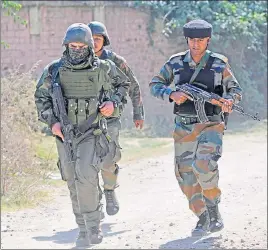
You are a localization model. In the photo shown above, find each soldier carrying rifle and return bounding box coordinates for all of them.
[34,23,129,247]
[149,19,244,236]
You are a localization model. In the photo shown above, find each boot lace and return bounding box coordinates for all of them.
[105,190,115,205]
[196,211,208,227]
[208,206,218,222]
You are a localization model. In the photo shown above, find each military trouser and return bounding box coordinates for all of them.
[100,118,122,190]
[173,117,225,217]
[56,128,109,233]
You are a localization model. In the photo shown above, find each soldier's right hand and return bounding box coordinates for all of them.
[170,91,192,105]
[51,122,64,141]
[99,101,115,117]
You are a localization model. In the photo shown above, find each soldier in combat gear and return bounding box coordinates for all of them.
[35,23,129,247]
[88,21,145,216]
[149,19,242,236]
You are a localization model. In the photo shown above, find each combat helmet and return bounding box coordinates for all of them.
[88,21,111,46]
[183,19,212,38]
[62,23,94,48]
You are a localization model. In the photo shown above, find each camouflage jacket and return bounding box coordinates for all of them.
[35,57,130,128]
[150,49,242,104]
[100,49,144,121]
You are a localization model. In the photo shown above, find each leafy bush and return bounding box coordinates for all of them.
[1,63,57,209]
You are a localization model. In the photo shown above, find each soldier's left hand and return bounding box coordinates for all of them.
[134,120,144,129]
[221,99,233,113]
[99,101,114,117]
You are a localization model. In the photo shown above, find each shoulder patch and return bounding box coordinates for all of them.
[210,52,228,63]
[169,50,188,60]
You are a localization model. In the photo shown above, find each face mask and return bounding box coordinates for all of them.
[68,47,90,64]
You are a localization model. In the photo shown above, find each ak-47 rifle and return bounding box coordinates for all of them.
[176,83,260,123]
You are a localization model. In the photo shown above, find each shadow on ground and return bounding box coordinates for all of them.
[159,234,223,249]
[32,223,130,246]
[32,228,78,245]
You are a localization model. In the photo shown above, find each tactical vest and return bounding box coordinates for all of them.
[58,65,112,126]
[173,56,223,116]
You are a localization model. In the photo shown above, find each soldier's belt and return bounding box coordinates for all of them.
[176,115,222,125]
[175,116,199,125]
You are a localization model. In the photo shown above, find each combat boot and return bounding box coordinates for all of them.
[88,226,103,244]
[104,190,119,215]
[207,205,224,233]
[191,210,209,236]
[75,231,89,248]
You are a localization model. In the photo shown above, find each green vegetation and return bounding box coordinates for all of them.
[133,1,267,120]
[1,0,27,48]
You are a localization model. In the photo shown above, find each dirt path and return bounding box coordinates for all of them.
[1,132,267,249]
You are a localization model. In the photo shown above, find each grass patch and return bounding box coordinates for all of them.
[43,178,65,187]
[120,137,173,163]
[1,189,50,212]
[33,135,58,161]
[1,177,64,212]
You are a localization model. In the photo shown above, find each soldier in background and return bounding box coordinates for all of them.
[88,21,145,216]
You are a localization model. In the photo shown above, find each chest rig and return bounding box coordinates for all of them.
[173,55,223,116]
[58,65,111,126]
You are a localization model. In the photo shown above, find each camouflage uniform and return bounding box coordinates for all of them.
[88,21,144,215]
[34,23,129,246]
[149,20,242,235]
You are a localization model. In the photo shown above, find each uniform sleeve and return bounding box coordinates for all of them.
[222,62,243,104]
[107,61,130,104]
[34,65,59,128]
[149,60,174,101]
[114,55,144,120]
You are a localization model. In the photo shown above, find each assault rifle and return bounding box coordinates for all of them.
[52,82,76,163]
[176,83,260,123]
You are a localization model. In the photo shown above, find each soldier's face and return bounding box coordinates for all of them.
[93,35,104,53]
[68,42,88,50]
[188,37,210,56]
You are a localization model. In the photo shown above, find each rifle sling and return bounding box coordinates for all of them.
[77,111,99,134]
[51,60,63,85]
[189,51,211,84]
